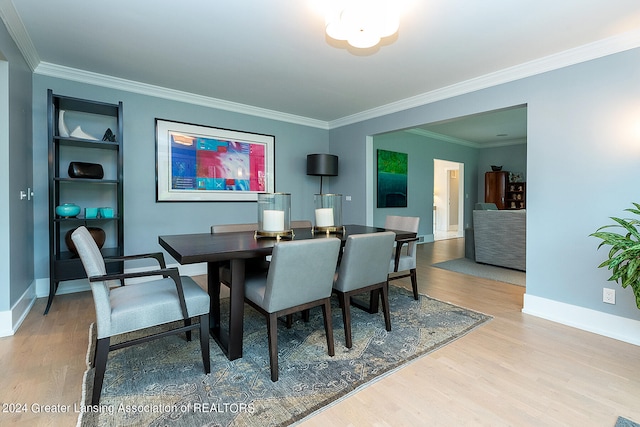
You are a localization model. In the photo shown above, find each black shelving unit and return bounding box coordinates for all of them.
[45,90,124,314]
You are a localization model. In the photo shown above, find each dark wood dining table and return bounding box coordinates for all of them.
[159,224,416,361]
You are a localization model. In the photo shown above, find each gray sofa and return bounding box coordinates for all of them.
[472,209,526,271]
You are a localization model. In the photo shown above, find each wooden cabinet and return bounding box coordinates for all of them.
[484,171,508,209]
[484,171,526,210]
[46,90,124,314]
[506,182,526,210]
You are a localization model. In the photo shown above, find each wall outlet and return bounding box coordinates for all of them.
[603,288,616,304]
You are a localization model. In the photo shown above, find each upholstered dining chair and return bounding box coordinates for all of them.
[333,231,396,348]
[71,226,211,405]
[243,237,341,381]
[290,220,312,228]
[210,223,269,285]
[385,215,420,300]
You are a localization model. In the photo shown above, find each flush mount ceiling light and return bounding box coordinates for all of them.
[324,0,401,49]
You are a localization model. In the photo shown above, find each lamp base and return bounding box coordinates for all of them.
[254,230,294,240]
[312,226,345,235]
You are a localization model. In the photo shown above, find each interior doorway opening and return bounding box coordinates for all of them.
[433,159,464,241]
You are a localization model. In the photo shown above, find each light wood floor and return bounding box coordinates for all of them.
[1,239,639,426]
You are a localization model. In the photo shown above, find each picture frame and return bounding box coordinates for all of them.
[156,119,275,202]
[377,149,408,208]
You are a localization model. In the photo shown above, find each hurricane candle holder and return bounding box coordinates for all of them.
[313,193,344,234]
[256,193,293,239]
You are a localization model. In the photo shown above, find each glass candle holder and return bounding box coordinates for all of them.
[257,193,292,238]
[313,193,343,234]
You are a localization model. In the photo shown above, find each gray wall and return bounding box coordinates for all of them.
[6,27,638,336]
[477,143,527,199]
[32,76,330,279]
[372,131,483,237]
[329,48,640,321]
[0,21,33,311]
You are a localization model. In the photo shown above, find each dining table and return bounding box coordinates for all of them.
[158,224,417,361]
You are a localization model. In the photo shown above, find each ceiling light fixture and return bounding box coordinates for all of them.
[324,0,400,49]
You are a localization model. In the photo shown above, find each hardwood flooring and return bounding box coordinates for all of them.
[1,238,638,426]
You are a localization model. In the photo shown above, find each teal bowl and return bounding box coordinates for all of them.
[56,203,80,218]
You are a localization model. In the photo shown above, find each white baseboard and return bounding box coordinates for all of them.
[420,234,434,243]
[523,293,640,346]
[0,282,37,337]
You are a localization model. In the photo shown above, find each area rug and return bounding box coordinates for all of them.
[432,257,526,286]
[78,285,491,427]
[616,416,640,427]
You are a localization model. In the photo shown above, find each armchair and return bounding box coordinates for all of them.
[385,215,420,299]
[71,226,210,405]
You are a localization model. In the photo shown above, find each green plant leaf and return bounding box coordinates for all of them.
[591,202,640,310]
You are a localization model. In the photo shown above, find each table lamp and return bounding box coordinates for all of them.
[307,154,338,194]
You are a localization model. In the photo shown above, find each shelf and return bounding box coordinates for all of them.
[55,247,122,262]
[53,216,120,223]
[54,177,119,184]
[54,137,119,150]
[47,89,124,315]
[54,95,119,117]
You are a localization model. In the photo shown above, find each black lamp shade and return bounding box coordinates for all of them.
[307,154,338,176]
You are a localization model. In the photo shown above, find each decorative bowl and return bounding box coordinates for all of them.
[491,165,503,171]
[65,227,106,254]
[55,203,80,218]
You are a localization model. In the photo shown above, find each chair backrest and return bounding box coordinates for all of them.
[290,220,312,228]
[475,203,498,210]
[334,232,396,292]
[385,215,420,257]
[71,226,117,337]
[211,223,257,233]
[385,215,419,234]
[262,237,341,312]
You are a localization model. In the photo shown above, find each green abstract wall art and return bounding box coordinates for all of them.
[377,149,408,208]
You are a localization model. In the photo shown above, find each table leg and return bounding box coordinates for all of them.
[350,289,380,314]
[207,259,245,361]
[228,259,245,360]
[208,261,221,334]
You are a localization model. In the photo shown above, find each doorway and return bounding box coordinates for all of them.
[434,159,464,241]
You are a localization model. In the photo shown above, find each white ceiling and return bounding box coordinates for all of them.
[2,0,640,140]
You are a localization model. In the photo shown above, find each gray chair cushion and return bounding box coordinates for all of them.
[109,276,209,336]
[385,215,420,273]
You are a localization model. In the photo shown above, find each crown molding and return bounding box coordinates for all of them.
[4,0,640,133]
[407,128,526,149]
[328,28,640,129]
[34,62,329,130]
[0,0,39,70]
[406,129,479,148]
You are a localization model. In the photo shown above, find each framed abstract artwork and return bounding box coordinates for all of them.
[377,149,408,208]
[156,119,275,202]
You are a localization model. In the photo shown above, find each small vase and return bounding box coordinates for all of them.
[58,110,70,137]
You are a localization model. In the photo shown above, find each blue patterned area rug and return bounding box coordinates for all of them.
[78,285,491,427]
[617,416,640,427]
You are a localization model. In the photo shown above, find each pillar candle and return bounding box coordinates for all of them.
[263,210,284,232]
[315,208,334,227]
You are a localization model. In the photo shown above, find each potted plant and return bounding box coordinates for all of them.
[590,202,640,309]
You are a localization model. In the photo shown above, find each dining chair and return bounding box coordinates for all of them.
[71,226,211,405]
[385,215,420,300]
[243,237,341,381]
[290,220,312,228]
[210,223,269,285]
[333,231,396,349]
